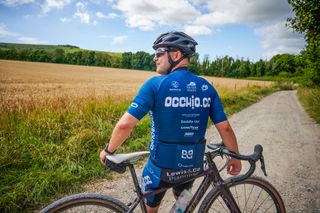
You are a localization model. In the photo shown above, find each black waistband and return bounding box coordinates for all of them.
[158,138,206,145]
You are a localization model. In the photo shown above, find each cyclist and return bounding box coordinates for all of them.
[100,31,241,213]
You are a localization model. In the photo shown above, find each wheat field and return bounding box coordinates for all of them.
[0,60,272,108]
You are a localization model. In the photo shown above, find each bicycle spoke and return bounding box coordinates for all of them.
[200,177,285,213]
[254,193,274,212]
[234,185,240,208]
[217,196,228,212]
[242,183,254,213]
[249,187,263,213]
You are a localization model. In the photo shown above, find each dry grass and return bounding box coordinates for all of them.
[0,60,277,212]
[0,60,273,110]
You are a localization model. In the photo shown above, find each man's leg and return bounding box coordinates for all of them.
[146,205,160,213]
[141,159,166,213]
[145,190,166,213]
[172,180,194,199]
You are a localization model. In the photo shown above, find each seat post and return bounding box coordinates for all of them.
[128,164,147,213]
[128,164,141,194]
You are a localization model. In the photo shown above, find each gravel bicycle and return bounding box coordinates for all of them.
[40,143,286,213]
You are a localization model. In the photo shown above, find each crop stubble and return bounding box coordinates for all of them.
[0,60,272,109]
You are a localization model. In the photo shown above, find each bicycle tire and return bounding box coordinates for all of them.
[199,176,286,213]
[40,193,129,213]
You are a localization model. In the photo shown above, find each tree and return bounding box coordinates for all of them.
[287,0,320,85]
[255,59,266,77]
[53,48,65,63]
[188,53,201,74]
[121,52,133,69]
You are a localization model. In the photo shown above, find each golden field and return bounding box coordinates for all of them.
[0,60,272,108]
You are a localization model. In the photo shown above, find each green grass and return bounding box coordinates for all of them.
[0,85,278,212]
[0,42,122,56]
[297,87,320,123]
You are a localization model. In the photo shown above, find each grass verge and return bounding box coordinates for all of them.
[0,85,278,212]
[297,87,320,123]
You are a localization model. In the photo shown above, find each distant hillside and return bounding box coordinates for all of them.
[0,42,121,57]
[0,42,155,71]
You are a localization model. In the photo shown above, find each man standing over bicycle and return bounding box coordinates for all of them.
[100,31,241,213]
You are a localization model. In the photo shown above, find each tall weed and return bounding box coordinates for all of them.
[0,86,277,212]
[297,87,320,123]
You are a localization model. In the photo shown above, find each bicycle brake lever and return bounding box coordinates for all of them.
[259,155,267,176]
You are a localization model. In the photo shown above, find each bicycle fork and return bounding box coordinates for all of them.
[215,181,241,213]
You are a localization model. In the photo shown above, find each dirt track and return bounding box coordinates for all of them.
[85,90,320,212]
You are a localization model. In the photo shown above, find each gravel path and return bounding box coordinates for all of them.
[84,90,320,212]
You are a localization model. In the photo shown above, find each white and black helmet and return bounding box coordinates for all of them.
[152,31,198,57]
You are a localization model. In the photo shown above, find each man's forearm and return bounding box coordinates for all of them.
[215,120,239,153]
[107,112,139,153]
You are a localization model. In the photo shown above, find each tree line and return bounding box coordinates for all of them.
[0,0,318,86]
[0,47,311,83]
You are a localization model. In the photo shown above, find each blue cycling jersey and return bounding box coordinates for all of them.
[128,68,227,175]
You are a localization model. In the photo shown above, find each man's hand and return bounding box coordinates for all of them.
[227,158,241,175]
[99,150,108,165]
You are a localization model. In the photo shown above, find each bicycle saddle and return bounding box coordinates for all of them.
[107,151,150,164]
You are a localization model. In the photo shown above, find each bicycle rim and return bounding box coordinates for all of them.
[40,193,128,213]
[199,176,286,213]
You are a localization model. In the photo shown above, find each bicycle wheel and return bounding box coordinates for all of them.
[199,176,285,213]
[40,193,129,213]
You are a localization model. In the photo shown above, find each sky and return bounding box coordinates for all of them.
[0,0,306,61]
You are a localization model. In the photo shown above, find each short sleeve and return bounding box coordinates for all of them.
[127,78,156,120]
[209,87,227,124]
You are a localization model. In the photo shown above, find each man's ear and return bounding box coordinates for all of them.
[171,50,183,61]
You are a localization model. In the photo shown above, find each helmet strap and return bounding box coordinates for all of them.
[167,53,186,74]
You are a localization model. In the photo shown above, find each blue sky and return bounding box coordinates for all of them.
[0,0,306,61]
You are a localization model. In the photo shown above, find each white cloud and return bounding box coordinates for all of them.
[254,21,306,58]
[41,0,71,14]
[60,17,72,22]
[74,11,90,24]
[195,0,291,26]
[112,0,200,31]
[0,23,18,37]
[98,34,127,45]
[96,11,118,19]
[111,35,127,45]
[74,1,91,24]
[0,0,34,7]
[184,25,212,36]
[0,23,46,44]
[17,36,47,44]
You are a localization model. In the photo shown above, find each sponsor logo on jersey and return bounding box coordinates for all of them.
[142,175,152,186]
[181,149,193,159]
[165,167,201,181]
[170,81,181,91]
[130,102,138,108]
[164,96,211,109]
[201,84,208,91]
[186,81,197,92]
[150,112,155,150]
[184,132,194,137]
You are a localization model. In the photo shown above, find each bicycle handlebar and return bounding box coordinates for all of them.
[207,143,267,184]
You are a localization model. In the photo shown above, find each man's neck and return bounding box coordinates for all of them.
[171,60,189,72]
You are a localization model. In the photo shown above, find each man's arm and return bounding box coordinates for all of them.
[99,112,139,164]
[215,120,241,175]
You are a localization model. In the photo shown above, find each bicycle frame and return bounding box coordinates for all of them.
[125,151,242,213]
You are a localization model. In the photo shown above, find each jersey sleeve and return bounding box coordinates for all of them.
[127,78,156,120]
[209,87,227,124]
